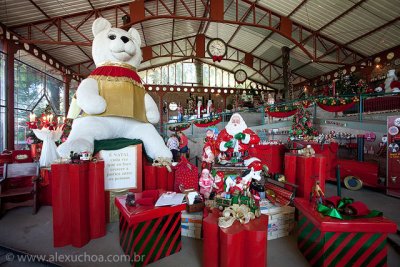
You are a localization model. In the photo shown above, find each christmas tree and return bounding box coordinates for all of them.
[335,72,367,95]
[289,107,318,140]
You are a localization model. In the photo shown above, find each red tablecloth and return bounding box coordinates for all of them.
[51,161,106,248]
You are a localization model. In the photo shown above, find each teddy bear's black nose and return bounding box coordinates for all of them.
[120,36,129,43]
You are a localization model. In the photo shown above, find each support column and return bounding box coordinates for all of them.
[5,41,17,150]
[282,46,293,100]
[64,74,71,116]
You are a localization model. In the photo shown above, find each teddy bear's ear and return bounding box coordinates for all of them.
[92,17,112,37]
[128,27,141,47]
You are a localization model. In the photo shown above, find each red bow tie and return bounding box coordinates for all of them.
[212,55,223,62]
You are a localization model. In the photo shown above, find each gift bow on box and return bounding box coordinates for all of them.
[317,196,382,220]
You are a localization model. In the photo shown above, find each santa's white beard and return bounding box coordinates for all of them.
[226,122,247,136]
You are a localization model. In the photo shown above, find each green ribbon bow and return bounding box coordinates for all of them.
[317,197,382,220]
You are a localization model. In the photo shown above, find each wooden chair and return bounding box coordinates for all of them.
[0,162,40,217]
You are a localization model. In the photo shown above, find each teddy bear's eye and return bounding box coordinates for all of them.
[108,34,116,40]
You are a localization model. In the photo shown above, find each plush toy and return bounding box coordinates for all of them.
[385,69,400,93]
[58,18,172,160]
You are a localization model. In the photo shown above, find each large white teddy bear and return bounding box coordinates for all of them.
[57,17,172,160]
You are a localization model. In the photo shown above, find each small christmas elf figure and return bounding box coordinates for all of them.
[311,180,324,206]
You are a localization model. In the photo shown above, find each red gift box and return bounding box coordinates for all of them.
[115,195,185,266]
[295,198,396,267]
[203,210,268,267]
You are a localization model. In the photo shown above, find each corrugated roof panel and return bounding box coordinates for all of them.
[206,23,239,43]
[268,32,296,47]
[173,20,200,40]
[90,0,132,9]
[173,38,194,56]
[142,19,173,46]
[46,46,89,66]
[258,0,303,17]
[0,1,46,26]
[224,1,250,22]
[321,5,387,44]
[349,22,400,55]
[295,64,327,78]
[230,28,265,52]
[34,0,92,18]
[291,0,355,31]
[258,43,282,62]
[175,0,206,17]
[253,41,274,57]
[360,0,400,21]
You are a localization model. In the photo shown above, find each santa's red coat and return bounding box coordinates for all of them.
[216,128,260,154]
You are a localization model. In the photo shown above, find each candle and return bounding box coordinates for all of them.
[57,117,61,125]
[49,114,54,122]
[29,113,35,122]
[62,117,65,123]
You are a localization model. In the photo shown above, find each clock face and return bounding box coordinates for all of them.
[234,69,247,83]
[207,38,227,57]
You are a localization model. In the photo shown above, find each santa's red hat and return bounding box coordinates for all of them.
[244,157,262,171]
[216,171,224,177]
[248,161,263,172]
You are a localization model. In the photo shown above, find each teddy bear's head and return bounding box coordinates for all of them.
[91,17,142,68]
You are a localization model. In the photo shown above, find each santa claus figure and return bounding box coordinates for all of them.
[213,171,225,195]
[197,100,203,119]
[199,169,214,199]
[202,142,215,169]
[216,113,260,163]
[385,69,400,93]
[206,99,214,117]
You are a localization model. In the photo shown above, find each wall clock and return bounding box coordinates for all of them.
[207,38,227,62]
[234,69,247,84]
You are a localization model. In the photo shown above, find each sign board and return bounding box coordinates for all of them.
[99,144,142,191]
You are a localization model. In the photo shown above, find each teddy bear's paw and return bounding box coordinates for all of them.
[57,139,94,158]
[81,96,107,115]
[152,147,173,160]
[146,110,160,124]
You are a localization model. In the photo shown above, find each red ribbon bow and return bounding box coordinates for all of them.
[212,55,223,62]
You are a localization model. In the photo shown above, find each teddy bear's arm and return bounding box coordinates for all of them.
[76,78,107,115]
[144,93,160,124]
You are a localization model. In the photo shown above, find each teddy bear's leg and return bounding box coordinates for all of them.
[57,117,112,157]
[123,122,172,160]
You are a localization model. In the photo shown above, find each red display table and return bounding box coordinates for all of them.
[203,210,268,267]
[51,161,106,247]
[115,196,185,266]
[248,144,286,174]
[39,168,52,206]
[284,154,327,199]
[337,159,379,188]
[294,198,397,267]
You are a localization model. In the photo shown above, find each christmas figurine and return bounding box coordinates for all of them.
[199,169,214,199]
[197,100,203,119]
[213,171,225,195]
[311,180,324,205]
[216,113,260,163]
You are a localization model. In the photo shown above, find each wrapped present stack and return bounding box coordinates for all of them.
[262,202,295,240]
[181,211,203,239]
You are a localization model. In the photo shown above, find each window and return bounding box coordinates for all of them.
[183,62,196,84]
[169,64,175,85]
[203,64,209,87]
[210,66,215,87]
[176,62,182,85]
[216,69,222,87]
[13,59,66,149]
